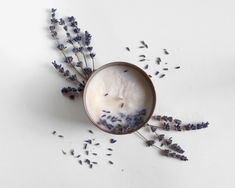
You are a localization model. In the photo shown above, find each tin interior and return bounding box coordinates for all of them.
[83,62,156,135]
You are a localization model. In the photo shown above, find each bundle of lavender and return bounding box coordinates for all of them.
[49,8,95,99]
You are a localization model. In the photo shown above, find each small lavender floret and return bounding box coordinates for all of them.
[90,53,96,58]
[57,44,66,50]
[64,56,73,63]
[146,140,155,146]
[158,134,165,142]
[73,28,80,33]
[76,61,83,67]
[83,67,92,74]
[73,35,82,42]
[150,126,157,132]
[162,122,170,131]
[110,139,117,144]
[87,46,93,51]
[165,138,172,145]
[59,18,65,25]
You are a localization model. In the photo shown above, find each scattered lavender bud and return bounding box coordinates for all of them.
[144,65,149,69]
[88,130,93,134]
[84,159,90,164]
[106,154,112,156]
[84,143,87,149]
[156,57,161,64]
[92,162,98,164]
[70,149,74,155]
[108,161,114,165]
[163,49,169,55]
[159,74,165,78]
[52,131,56,135]
[94,143,100,146]
[58,135,64,138]
[107,148,113,151]
[89,164,93,168]
[85,150,89,155]
[163,68,168,71]
[110,139,117,144]
[126,47,130,51]
[155,71,159,75]
[175,66,180,69]
[139,55,146,58]
[62,150,66,155]
[85,139,92,144]
[92,153,98,156]
[75,154,81,158]
[78,160,82,165]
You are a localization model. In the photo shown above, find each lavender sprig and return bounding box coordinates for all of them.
[135,131,188,161]
[150,115,209,131]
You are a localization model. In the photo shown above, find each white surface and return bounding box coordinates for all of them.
[0,0,234,188]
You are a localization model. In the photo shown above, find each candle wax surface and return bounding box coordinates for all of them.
[85,64,155,134]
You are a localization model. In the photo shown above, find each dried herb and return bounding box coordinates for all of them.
[88,130,93,134]
[85,150,89,155]
[156,57,161,64]
[106,154,112,156]
[139,55,146,58]
[163,49,169,55]
[58,135,64,138]
[107,148,113,151]
[155,71,159,75]
[52,131,56,135]
[163,68,168,71]
[175,66,180,69]
[108,161,114,165]
[78,160,82,165]
[144,65,149,69]
[110,139,117,144]
[70,149,74,155]
[104,93,108,96]
[92,153,98,156]
[159,74,165,78]
[126,47,130,51]
[62,150,66,155]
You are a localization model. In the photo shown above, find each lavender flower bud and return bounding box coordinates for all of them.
[161,149,188,161]
[84,31,92,45]
[158,134,165,142]
[59,18,65,25]
[68,74,77,81]
[73,28,80,33]
[71,21,78,27]
[162,122,170,131]
[73,35,82,42]
[146,140,155,147]
[49,25,56,31]
[63,25,68,31]
[165,138,172,145]
[76,61,83,67]
[169,144,184,154]
[87,46,93,51]
[150,126,157,132]
[83,67,92,74]
[57,44,66,50]
[51,18,58,24]
[90,53,96,58]
[63,70,70,77]
[64,56,73,63]
[51,31,57,38]
[51,8,57,12]
[68,16,75,22]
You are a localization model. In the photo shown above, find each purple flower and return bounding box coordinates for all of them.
[51,18,58,24]
[170,144,184,154]
[64,56,73,63]
[161,149,188,161]
[83,67,92,74]
[68,74,77,81]
[73,28,80,33]
[76,61,83,67]
[51,8,57,12]
[57,44,66,50]
[87,46,93,51]
[49,25,56,31]
[73,35,82,42]
[51,31,57,38]
[146,140,155,147]
[59,18,65,25]
[63,25,68,31]
[63,70,70,77]
[84,31,92,45]
[70,21,78,27]
[68,16,75,22]
[150,126,157,132]
[162,122,170,131]
[158,134,165,142]
[90,53,96,58]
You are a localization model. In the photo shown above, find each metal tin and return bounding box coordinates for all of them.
[83,61,156,135]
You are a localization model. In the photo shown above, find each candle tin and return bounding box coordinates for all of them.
[83,61,156,135]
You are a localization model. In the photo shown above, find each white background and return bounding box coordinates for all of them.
[0,0,234,187]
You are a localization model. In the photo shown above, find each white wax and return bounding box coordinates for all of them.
[85,64,155,133]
